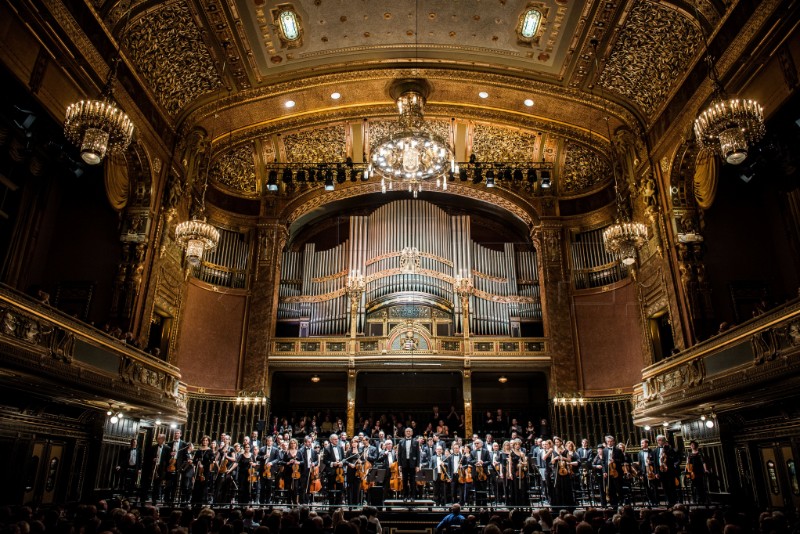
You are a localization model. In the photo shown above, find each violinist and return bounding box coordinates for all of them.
[431,444,450,505]
[550,437,573,507]
[324,433,346,505]
[213,436,231,504]
[655,434,679,506]
[617,442,634,505]
[397,427,420,501]
[539,439,554,505]
[281,438,302,505]
[447,442,467,504]
[237,442,255,504]
[165,429,187,504]
[686,440,709,504]
[603,435,625,507]
[471,439,491,505]
[192,436,213,505]
[461,444,474,504]
[509,438,528,506]
[299,435,319,504]
[180,442,195,504]
[636,438,658,506]
[346,437,364,505]
[591,444,607,507]
[258,435,279,504]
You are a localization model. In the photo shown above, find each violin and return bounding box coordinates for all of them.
[660,451,669,473]
[218,455,229,475]
[439,461,451,482]
[558,454,569,476]
[167,456,177,473]
[249,464,257,483]
[335,465,344,484]
[263,461,272,478]
[361,460,373,491]
[647,463,657,480]
[292,461,301,479]
[686,455,696,480]
[476,463,488,482]
[609,460,619,478]
[197,462,205,482]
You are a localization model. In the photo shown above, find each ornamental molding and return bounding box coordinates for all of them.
[283,124,348,163]
[210,144,257,195]
[561,142,612,194]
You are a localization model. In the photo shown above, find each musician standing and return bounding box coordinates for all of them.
[397,427,420,501]
[686,440,709,504]
[655,434,679,506]
[116,438,141,498]
[164,429,187,503]
[447,442,466,504]
[591,444,606,507]
[509,439,529,506]
[180,442,195,504]
[299,435,319,504]
[603,435,625,507]
[431,444,450,505]
[258,435,278,504]
[192,436,214,505]
[148,434,169,504]
[471,439,491,505]
[489,441,504,504]
[346,437,363,505]
[324,433,346,505]
[636,438,658,506]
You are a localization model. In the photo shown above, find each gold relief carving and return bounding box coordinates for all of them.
[367,119,451,153]
[471,124,537,162]
[283,125,347,163]
[311,270,347,284]
[472,269,507,284]
[202,0,252,89]
[366,251,454,268]
[122,1,222,115]
[598,2,701,116]
[211,145,257,194]
[561,143,611,193]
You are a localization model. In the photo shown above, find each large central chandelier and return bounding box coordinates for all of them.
[176,158,220,267]
[64,58,134,165]
[693,39,764,165]
[370,79,453,198]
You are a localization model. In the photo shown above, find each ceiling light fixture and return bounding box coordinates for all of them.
[371,79,453,198]
[693,9,764,165]
[498,376,508,383]
[524,99,534,107]
[285,100,296,108]
[63,1,135,165]
[479,91,489,99]
[311,374,321,383]
[331,92,341,100]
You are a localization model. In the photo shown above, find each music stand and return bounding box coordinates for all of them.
[371,468,387,484]
[416,468,434,482]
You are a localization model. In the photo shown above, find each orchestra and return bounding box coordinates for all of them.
[130,423,714,509]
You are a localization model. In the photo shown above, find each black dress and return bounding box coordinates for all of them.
[237,453,254,504]
[551,448,575,506]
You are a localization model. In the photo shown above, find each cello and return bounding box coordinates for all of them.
[309,450,323,494]
[389,458,403,492]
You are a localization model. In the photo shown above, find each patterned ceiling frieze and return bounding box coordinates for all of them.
[283,125,347,163]
[122,1,222,116]
[561,142,611,194]
[201,0,254,90]
[210,144,257,195]
[598,1,701,116]
[471,124,538,162]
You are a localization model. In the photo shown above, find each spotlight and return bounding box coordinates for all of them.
[503,168,512,181]
[267,169,279,191]
[663,421,669,427]
[170,422,178,429]
[325,171,335,191]
[361,166,370,181]
[700,415,706,421]
[282,167,293,184]
[459,167,468,181]
[644,425,651,431]
[337,167,347,184]
[498,376,508,383]
[284,100,296,108]
[513,168,523,181]
[107,409,113,416]
[110,415,119,424]
[12,106,36,131]
[295,169,306,182]
[524,99,535,107]
[485,169,495,188]
[527,168,537,183]
[311,374,321,383]
[331,92,341,100]
[540,170,551,189]
[155,419,162,426]
[705,419,715,428]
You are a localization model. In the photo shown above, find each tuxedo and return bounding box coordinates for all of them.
[471,447,491,504]
[149,442,170,502]
[324,443,345,504]
[577,447,593,463]
[117,445,141,496]
[656,444,679,505]
[447,452,469,504]
[638,448,658,505]
[397,437,420,499]
[603,447,626,506]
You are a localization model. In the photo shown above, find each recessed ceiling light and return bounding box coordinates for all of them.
[478,91,489,99]
[524,99,534,107]
[285,100,296,108]
[331,92,341,100]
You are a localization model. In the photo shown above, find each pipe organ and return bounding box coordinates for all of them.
[195,227,250,289]
[570,226,628,289]
[277,200,541,337]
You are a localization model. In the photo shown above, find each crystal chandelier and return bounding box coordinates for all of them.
[603,221,648,266]
[693,35,764,164]
[370,79,453,198]
[175,151,219,267]
[64,58,134,165]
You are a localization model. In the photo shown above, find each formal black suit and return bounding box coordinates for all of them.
[602,446,626,506]
[148,442,170,503]
[447,452,469,504]
[323,443,345,504]
[164,438,187,502]
[258,444,280,503]
[656,444,680,505]
[298,445,319,503]
[471,447,491,504]
[397,437,420,499]
[637,448,658,505]
[117,445,141,496]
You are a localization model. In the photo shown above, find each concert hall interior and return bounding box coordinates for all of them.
[1,0,800,513]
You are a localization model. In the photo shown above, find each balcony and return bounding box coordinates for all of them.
[0,286,186,420]
[633,295,800,425]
